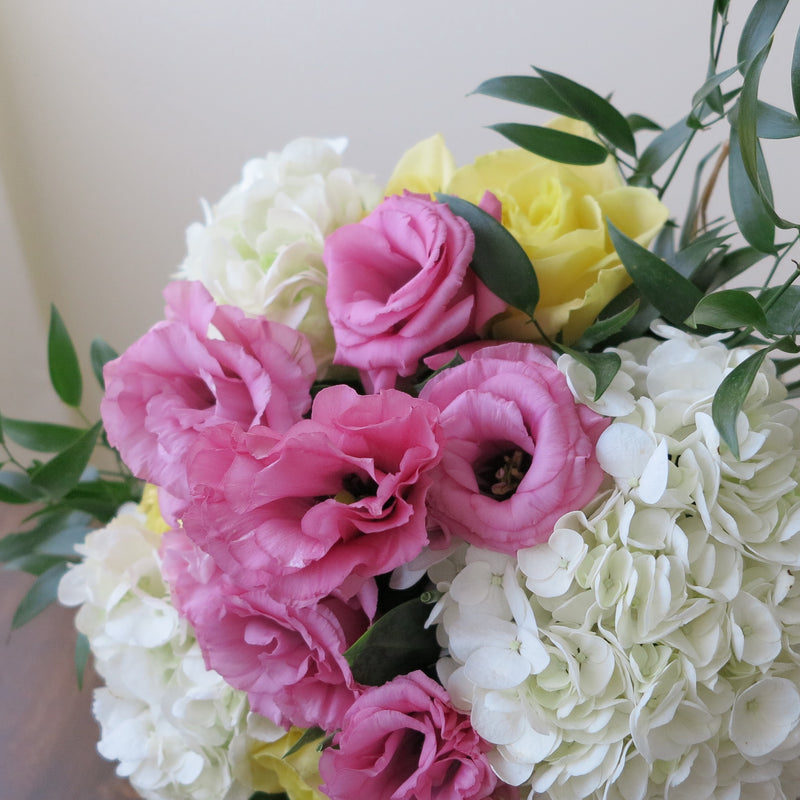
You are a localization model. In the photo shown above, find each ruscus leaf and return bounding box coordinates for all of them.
[90,338,118,390]
[11,561,70,628]
[557,347,622,400]
[345,598,440,686]
[737,0,789,68]
[29,422,102,500]
[0,417,87,453]
[533,66,636,156]
[686,289,768,331]
[435,194,539,318]
[471,75,573,116]
[575,301,640,350]
[488,123,609,166]
[607,222,703,325]
[712,348,769,459]
[47,305,83,408]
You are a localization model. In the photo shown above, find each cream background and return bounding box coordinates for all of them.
[1,0,800,422]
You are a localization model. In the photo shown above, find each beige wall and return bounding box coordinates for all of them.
[1,0,799,421]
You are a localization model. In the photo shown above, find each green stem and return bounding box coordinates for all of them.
[658,130,698,200]
[759,232,800,294]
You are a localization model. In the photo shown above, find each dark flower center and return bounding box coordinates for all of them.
[334,472,380,504]
[475,448,532,501]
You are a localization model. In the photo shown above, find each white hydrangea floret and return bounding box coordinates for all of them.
[58,505,255,800]
[176,137,381,375]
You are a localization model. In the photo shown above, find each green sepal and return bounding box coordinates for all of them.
[283,726,325,758]
[11,561,70,629]
[435,194,539,318]
[47,305,83,408]
[345,598,440,686]
[487,123,608,166]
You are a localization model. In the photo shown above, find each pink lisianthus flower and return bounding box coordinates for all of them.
[181,384,445,603]
[101,280,315,508]
[324,192,505,392]
[420,342,609,553]
[319,670,508,800]
[161,529,375,732]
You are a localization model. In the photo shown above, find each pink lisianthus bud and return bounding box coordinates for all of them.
[324,192,504,392]
[420,342,609,553]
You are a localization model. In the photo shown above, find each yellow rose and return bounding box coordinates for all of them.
[248,727,327,800]
[386,121,669,343]
[139,483,171,535]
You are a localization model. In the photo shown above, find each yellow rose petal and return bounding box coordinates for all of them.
[384,133,456,197]
[249,728,327,800]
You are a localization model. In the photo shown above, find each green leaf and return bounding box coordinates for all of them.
[47,305,82,408]
[608,222,703,325]
[671,229,731,280]
[728,129,777,253]
[283,727,325,758]
[471,75,573,116]
[435,194,539,318]
[487,123,608,166]
[737,40,798,233]
[627,113,662,133]
[90,339,118,390]
[29,422,102,500]
[61,479,140,522]
[0,510,91,561]
[533,66,636,156]
[5,552,71,576]
[760,285,800,334]
[737,0,789,68]
[0,416,86,453]
[345,598,440,686]
[557,347,622,400]
[247,793,289,800]
[414,353,465,395]
[75,633,90,690]
[792,24,800,119]
[679,145,722,249]
[11,561,70,628]
[712,348,769,459]
[775,355,800,375]
[694,246,766,292]
[575,301,640,350]
[634,116,693,178]
[686,289,768,331]
[690,65,742,112]
[757,101,800,138]
[0,470,42,504]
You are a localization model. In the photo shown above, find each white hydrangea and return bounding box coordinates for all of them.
[58,504,260,800]
[431,327,800,800]
[175,137,382,376]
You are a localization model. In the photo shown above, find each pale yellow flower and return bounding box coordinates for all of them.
[139,483,171,535]
[248,728,326,800]
[386,122,669,344]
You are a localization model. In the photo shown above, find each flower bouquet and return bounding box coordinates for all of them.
[5,1,800,798]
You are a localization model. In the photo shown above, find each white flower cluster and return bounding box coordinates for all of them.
[430,325,800,800]
[175,137,381,375]
[57,505,259,800]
